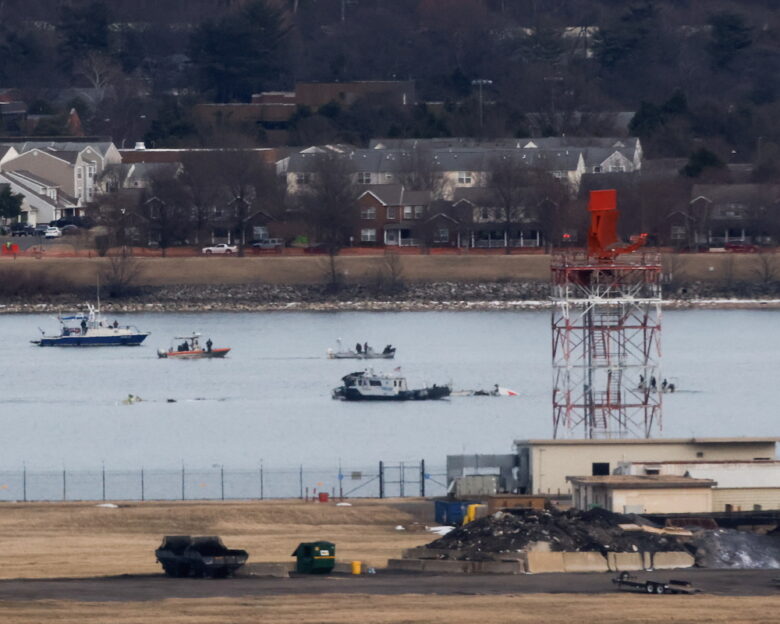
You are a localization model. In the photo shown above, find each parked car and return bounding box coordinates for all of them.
[724,242,760,253]
[303,243,330,254]
[44,226,62,239]
[60,224,80,236]
[251,238,285,249]
[202,243,238,255]
[10,224,35,237]
[35,224,49,236]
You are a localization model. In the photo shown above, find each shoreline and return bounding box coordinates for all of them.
[2,298,780,314]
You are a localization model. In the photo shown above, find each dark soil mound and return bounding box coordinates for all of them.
[427,507,685,560]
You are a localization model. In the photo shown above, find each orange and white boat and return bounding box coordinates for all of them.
[157,334,230,359]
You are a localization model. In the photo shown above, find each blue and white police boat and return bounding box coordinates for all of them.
[32,303,150,347]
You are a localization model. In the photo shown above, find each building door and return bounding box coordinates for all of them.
[385,230,399,245]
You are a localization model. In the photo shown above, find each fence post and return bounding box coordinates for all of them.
[22,463,27,503]
[420,459,425,497]
[102,463,106,501]
[260,462,264,500]
[338,460,343,500]
[299,465,303,499]
[378,461,384,499]
[220,465,225,501]
[141,468,145,502]
[400,461,405,498]
[62,469,66,501]
[181,464,185,501]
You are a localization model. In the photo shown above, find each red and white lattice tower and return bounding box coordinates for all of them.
[551,190,662,439]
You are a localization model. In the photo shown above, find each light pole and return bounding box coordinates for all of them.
[471,79,492,129]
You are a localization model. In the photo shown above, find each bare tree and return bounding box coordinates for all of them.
[143,172,193,256]
[74,52,122,106]
[213,149,278,257]
[300,153,358,290]
[101,247,142,298]
[487,157,548,254]
[179,152,223,244]
[397,145,445,199]
[753,249,780,286]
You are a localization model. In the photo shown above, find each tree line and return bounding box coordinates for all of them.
[1,1,780,175]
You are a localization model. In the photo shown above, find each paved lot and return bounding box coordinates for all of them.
[1,569,778,602]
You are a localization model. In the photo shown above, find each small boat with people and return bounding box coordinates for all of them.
[157,334,230,359]
[31,303,150,347]
[327,339,395,360]
[332,368,450,401]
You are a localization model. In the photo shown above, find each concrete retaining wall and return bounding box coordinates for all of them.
[607,552,644,572]
[651,551,694,570]
[562,552,609,572]
[387,558,525,574]
[525,552,566,573]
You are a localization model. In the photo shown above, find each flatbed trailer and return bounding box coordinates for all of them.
[612,571,700,595]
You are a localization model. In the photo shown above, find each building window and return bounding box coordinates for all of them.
[480,207,490,220]
[609,165,625,173]
[696,452,704,458]
[414,205,424,219]
[385,173,393,181]
[434,227,449,243]
[295,172,310,185]
[552,171,565,178]
[593,166,602,173]
[591,462,610,476]
[403,206,413,219]
[76,169,83,179]
[360,206,376,220]
[361,228,376,242]
[457,172,472,185]
[671,225,686,241]
[357,171,372,184]
[387,206,397,219]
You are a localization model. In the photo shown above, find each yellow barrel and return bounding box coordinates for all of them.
[351,561,362,575]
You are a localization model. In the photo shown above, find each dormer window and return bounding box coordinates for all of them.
[357,172,371,184]
[457,172,472,184]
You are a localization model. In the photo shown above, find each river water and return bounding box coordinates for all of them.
[0,309,778,474]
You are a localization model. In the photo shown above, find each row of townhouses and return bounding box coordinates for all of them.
[1,135,777,249]
[0,140,121,225]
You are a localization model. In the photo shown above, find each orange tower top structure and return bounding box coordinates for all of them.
[587,189,647,261]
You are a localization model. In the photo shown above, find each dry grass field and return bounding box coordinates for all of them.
[0,499,432,579]
[2,500,780,623]
[0,252,771,289]
[3,594,780,624]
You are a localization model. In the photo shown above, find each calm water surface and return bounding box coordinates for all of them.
[0,309,778,470]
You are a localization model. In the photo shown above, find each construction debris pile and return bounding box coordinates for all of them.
[427,507,686,560]
[691,529,780,569]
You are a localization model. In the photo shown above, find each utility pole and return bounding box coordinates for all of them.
[471,79,492,130]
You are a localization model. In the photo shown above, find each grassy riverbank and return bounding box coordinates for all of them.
[0,253,776,287]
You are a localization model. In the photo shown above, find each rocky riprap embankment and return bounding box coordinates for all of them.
[2,280,780,313]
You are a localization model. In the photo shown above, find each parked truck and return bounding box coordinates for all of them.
[155,535,248,578]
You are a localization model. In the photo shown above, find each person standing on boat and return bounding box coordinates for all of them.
[81,318,87,335]
[206,338,213,353]
[364,342,369,354]
[356,343,362,354]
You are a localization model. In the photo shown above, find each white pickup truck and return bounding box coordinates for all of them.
[201,243,238,255]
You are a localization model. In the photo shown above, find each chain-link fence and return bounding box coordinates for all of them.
[0,461,448,502]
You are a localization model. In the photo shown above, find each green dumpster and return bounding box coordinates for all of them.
[292,541,336,574]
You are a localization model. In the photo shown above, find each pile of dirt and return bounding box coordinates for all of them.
[426,507,685,560]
